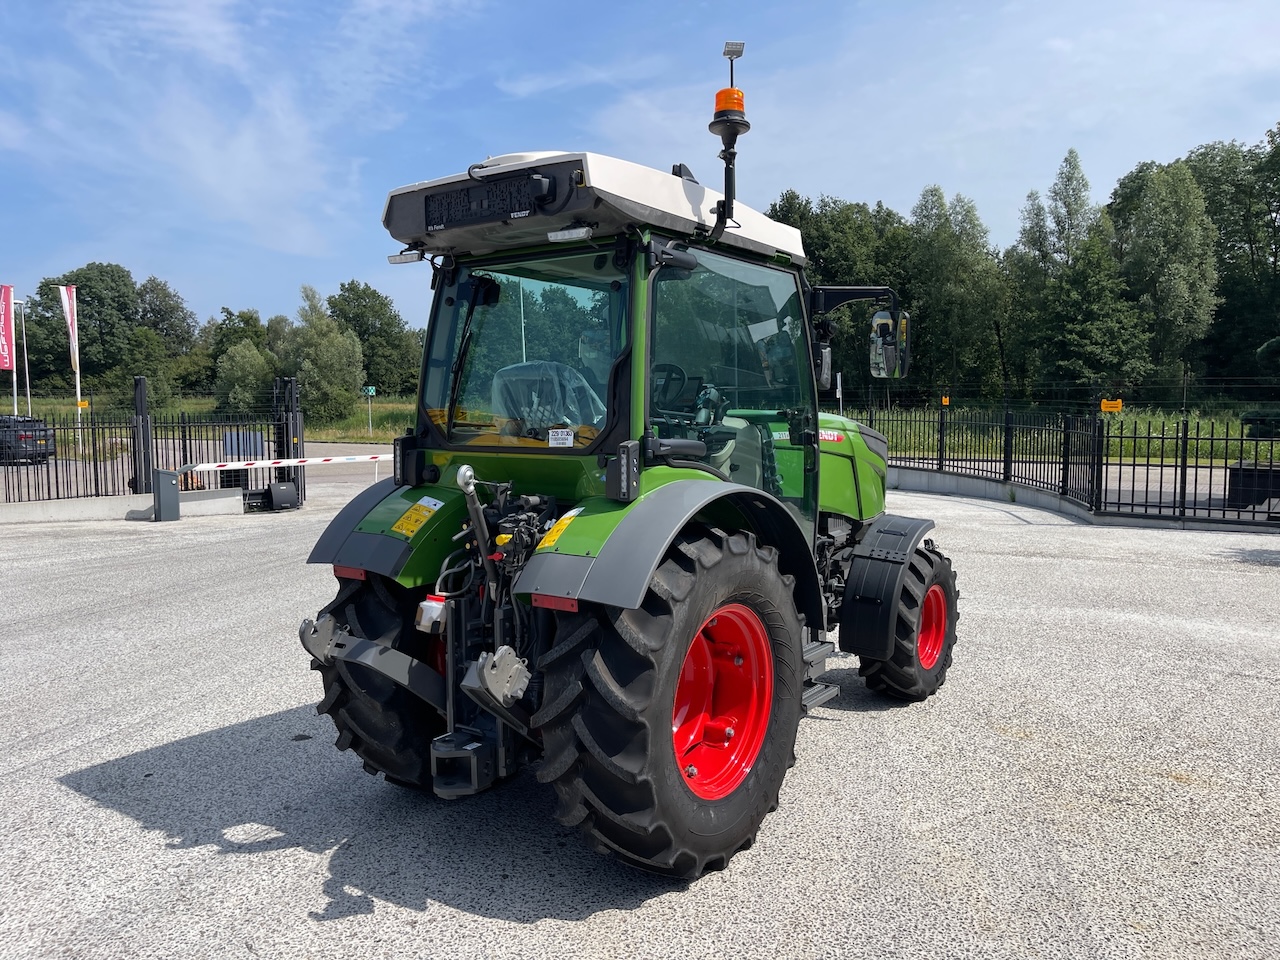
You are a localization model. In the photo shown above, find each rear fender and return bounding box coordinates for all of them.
[307,477,470,587]
[513,479,823,626]
[837,514,935,659]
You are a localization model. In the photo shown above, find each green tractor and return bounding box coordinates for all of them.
[299,48,958,879]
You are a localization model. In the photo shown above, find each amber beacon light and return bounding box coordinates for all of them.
[707,42,750,242]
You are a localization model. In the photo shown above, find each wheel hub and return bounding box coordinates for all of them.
[917,583,947,670]
[671,603,774,800]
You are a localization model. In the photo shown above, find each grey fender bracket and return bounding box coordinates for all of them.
[838,514,935,659]
[307,477,403,565]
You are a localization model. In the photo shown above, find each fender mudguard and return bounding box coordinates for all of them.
[513,479,823,627]
[837,513,935,659]
[306,477,414,578]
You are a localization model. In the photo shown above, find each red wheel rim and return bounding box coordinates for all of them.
[671,603,774,801]
[917,583,947,670]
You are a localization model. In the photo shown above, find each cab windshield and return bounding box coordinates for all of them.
[421,250,628,449]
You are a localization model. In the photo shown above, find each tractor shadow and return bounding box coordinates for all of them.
[59,705,680,923]
[1220,547,1280,567]
[811,663,917,714]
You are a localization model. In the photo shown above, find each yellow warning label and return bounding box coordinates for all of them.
[1100,398,1123,413]
[391,502,435,538]
[537,507,583,551]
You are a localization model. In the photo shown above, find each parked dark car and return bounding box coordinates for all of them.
[0,415,56,464]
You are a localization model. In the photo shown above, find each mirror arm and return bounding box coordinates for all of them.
[809,285,899,317]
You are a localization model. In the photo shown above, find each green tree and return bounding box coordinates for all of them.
[1184,128,1280,385]
[907,186,1005,395]
[210,307,268,369]
[136,277,197,354]
[215,339,273,416]
[1043,216,1151,389]
[327,281,421,397]
[1109,161,1218,375]
[25,263,138,383]
[1004,151,1150,398]
[1048,149,1098,269]
[277,285,365,425]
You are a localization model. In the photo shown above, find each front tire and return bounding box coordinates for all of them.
[858,541,958,700]
[534,526,804,879]
[311,575,446,788]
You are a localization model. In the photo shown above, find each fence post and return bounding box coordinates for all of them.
[1003,409,1014,483]
[130,376,153,494]
[937,402,947,472]
[1059,413,1071,497]
[1091,415,1105,512]
[1177,417,1190,517]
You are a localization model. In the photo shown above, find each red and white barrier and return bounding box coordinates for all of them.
[183,454,392,472]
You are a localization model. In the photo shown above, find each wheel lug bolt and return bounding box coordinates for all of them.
[734,656,743,666]
[725,727,735,739]
[684,765,697,778]
[708,618,718,627]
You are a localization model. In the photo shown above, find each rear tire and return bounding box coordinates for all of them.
[534,526,804,879]
[311,575,446,788]
[858,541,958,700]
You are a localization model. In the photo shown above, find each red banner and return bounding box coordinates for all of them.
[58,284,79,374]
[0,285,13,372]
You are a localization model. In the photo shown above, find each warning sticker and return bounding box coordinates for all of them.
[391,499,440,538]
[537,507,583,550]
[548,428,575,448]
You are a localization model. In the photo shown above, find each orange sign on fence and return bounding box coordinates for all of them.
[1100,399,1123,413]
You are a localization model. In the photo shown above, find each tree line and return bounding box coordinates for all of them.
[18,265,423,424]
[768,122,1280,408]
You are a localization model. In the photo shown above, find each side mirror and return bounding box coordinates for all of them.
[870,309,910,379]
[814,342,832,391]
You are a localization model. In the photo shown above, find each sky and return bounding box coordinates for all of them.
[1,0,1277,330]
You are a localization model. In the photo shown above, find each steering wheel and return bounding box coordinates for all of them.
[651,362,688,409]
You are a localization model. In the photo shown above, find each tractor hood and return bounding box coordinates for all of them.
[382,151,806,265]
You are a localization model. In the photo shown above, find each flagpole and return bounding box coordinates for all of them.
[18,299,31,416]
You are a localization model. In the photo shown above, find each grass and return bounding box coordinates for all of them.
[307,398,417,443]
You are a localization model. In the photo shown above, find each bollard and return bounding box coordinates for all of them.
[153,469,181,521]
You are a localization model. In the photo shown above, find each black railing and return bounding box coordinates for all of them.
[1,377,304,506]
[1,415,138,503]
[859,405,1280,526]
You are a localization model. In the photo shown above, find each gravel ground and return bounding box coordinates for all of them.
[1,474,1277,960]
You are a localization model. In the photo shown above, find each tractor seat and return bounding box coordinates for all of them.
[491,360,606,433]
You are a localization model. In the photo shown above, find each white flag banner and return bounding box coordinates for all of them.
[0,285,13,373]
[58,284,80,374]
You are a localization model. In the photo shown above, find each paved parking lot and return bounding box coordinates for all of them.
[1,478,1277,959]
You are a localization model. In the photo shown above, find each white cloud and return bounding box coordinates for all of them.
[7,0,460,255]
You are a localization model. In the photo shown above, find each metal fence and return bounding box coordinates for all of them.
[860,405,1280,526]
[2,377,305,506]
